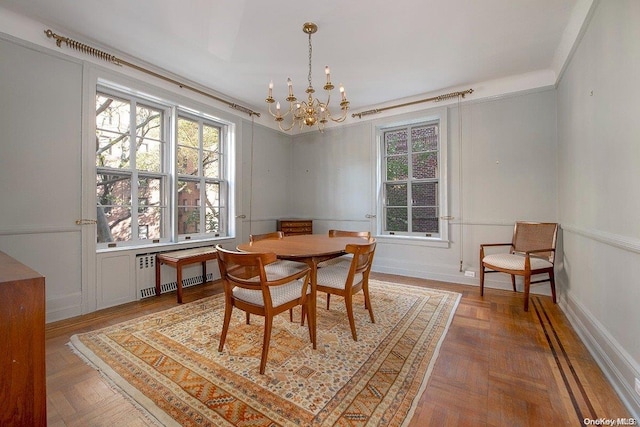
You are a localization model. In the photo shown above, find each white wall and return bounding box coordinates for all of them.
[290,89,558,289]
[556,0,640,416]
[0,36,85,321]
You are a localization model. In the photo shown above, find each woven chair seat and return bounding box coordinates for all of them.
[483,253,553,271]
[316,265,364,290]
[232,279,310,307]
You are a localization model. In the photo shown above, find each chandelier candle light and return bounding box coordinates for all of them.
[266,22,349,132]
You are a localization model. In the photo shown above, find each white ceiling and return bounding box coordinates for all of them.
[1,0,581,114]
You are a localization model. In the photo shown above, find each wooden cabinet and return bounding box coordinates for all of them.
[0,251,46,426]
[277,219,313,236]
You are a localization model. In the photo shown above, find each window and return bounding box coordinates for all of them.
[96,86,230,248]
[378,113,447,240]
[176,115,225,237]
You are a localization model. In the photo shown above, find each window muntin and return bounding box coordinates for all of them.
[381,120,442,238]
[96,86,229,248]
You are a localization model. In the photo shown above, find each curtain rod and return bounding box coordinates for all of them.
[352,88,473,119]
[44,29,260,118]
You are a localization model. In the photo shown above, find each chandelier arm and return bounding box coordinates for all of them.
[267,102,294,120]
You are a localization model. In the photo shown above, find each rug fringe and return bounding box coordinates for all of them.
[400,291,462,427]
[67,337,178,427]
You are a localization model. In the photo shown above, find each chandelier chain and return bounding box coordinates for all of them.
[308,32,313,89]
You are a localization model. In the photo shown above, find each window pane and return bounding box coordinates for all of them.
[412,125,438,152]
[97,173,132,243]
[385,207,408,232]
[177,146,199,175]
[97,173,131,205]
[138,176,163,208]
[136,104,162,140]
[96,131,131,168]
[386,155,408,181]
[205,184,219,233]
[138,207,163,240]
[96,94,129,134]
[178,180,200,205]
[136,139,162,172]
[385,183,407,206]
[412,152,438,179]
[96,204,132,243]
[178,179,200,235]
[205,208,219,233]
[177,117,199,148]
[203,151,219,177]
[412,182,438,206]
[203,124,219,152]
[384,129,408,155]
[412,207,439,233]
[178,207,200,234]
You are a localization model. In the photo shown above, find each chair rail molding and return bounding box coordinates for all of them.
[561,223,640,254]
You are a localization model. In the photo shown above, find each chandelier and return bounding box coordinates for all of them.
[266,22,349,132]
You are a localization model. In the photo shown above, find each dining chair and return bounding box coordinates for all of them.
[250,231,302,322]
[317,229,372,268]
[479,221,558,311]
[215,245,312,374]
[313,239,376,341]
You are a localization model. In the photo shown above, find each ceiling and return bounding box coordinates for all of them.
[1,0,581,115]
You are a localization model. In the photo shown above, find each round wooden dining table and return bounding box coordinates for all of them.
[237,234,369,349]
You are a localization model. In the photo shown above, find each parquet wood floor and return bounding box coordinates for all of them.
[45,273,632,426]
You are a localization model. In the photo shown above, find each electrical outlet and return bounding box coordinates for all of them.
[635,377,640,396]
[464,270,476,278]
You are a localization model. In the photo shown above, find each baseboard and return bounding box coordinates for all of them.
[372,262,554,296]
[560,294,640,418]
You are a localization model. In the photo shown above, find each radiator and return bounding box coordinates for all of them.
[135,253,215,299]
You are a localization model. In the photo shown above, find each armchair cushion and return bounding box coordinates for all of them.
[316,266,364,290]
[264,260,309,279]
[233,280,310,307]
[483,253,553,271]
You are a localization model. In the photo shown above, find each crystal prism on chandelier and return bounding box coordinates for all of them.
[266,22,349,132]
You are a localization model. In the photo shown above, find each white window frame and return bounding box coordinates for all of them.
[175,110,228,241]
[96,83,231,250]
[375,108,449,246]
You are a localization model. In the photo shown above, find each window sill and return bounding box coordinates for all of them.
[97,236,233,255]
[374,234,450,249]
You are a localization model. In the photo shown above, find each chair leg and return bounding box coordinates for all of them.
[363,282,375,323]
[300,306,306,326]
[511,275,517,292]
[523,274,531,312]
[289,308,293,322]
[304,302,313,343]
[549,270,557,303]
[479,250,485,296]
[259,315,274,375]
[218,304,233,352]
[246,312,250,325]
[326,293,331,310]
[345,293,358,341]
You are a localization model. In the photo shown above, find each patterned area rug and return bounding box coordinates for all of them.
[70,279,460,426]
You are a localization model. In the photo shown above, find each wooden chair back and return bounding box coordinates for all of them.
[512,222,558,263]
[216,246,276,288]
[345,239,377,278]
[328,229,371,238]
[249,231,285,242]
